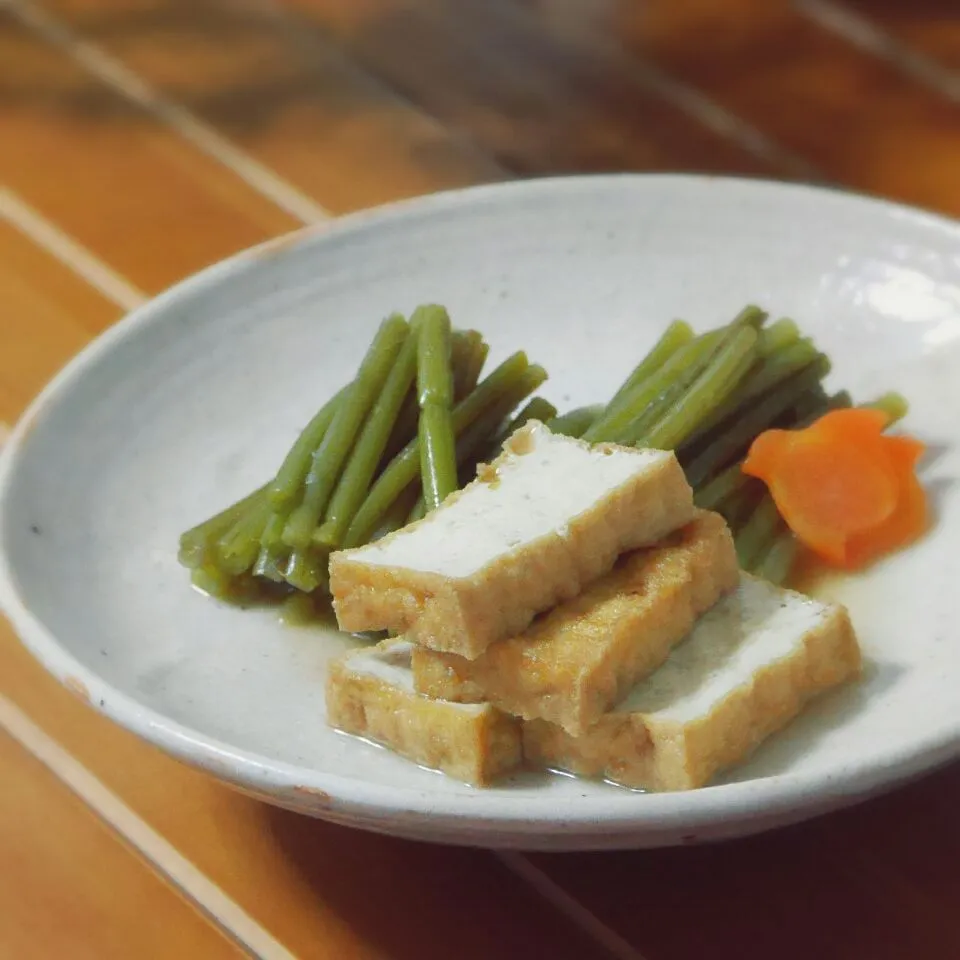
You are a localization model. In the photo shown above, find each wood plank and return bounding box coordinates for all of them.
[0,730,245,960]
[0,216,112,423]
[823,0,960,73]
[6,8,955,958]
[525,764,960,960]
[0,12,298,293]
[35,0,506,212]
[278,0,782,177]
[552,0,960,215]
[0,625,611,960]
[0,219,611,956]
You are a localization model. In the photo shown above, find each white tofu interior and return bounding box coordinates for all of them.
[345,639,488,715]
[351,423,669,577]
[619,576,830,723]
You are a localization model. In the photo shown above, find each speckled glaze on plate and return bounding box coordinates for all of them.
[1,175,958,850]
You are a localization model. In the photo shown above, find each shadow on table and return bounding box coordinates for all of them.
[264,804,608,960]
[264,750,960,960]
[525,760,960,960]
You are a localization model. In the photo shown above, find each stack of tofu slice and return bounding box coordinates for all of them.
[326,422,862,791]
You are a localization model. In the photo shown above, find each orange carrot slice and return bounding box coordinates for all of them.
[742,407,927,569]
[845,437,929,569]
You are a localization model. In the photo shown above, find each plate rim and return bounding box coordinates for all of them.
[2,172,959,841]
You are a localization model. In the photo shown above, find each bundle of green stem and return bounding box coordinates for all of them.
[178,306,553,604]
[548,306,907,586]
[180,302,907,605]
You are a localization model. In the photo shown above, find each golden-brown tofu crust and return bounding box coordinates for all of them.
[523,598,861,791]
[413,511,739,735]
[330,427,696,659]
[326,643,522,787]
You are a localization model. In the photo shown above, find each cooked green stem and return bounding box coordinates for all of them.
[866,391,909,424]
[716,481,764,533]
[252,547,287,583]
[406,498,427,525]
[583,330,724,444]
[419,404,459,510]
[416,306,455,408]
[283,314,409,549]
[683,339,823,449]
[178,485,268,569]
[683,358,830,489]
[342,352,532,547]
[547,404,604,438]
[284,548,329,594]
[415,306,458,511]
[381,389,420,466]
[380,330,487,469]
[730,304,769,332]
[605,319,694,415]
[374,486,422,541]
[734,495,783,571]
[481,396,558,463]
[453,356,543,449]
[457,366,549,477]
[268,387,348,509]
[314,326,420,548]
[216,495,273,576]
[754,340,826,392]
[190,566,261,604]
[693,459,747,510]
[830,390,854,411]
[451,329,488,402]
[785,388,832,429]
[754,527,800,585]
[411,367,551,520]
[463,342,490,397]
[636,325,759,450]
[791,391,898,432]
[252,511,289,582]
[757,318,800,356]
[591,307,765,446]
[502,396,557,435]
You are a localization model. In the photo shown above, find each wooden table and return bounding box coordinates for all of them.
[2,1,959,957]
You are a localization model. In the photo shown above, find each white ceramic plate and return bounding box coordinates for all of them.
[1,175,959,851]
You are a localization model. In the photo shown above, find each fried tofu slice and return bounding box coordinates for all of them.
[329,422,695,660]
[326,639,522,786]
[523,575,861,792]
[411,511,738,735]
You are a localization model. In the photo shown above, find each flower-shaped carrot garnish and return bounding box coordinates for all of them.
[742,407,928,569]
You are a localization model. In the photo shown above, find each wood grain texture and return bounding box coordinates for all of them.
[0,731,245,960]
[526,763,960,960]
[3,0,960,957]
[36,0,507,212]
[0,217,112,423]
[0,11,298,292]
[566,0,960,214]
[0,144,609,960]
[829,0,960,72]
[0,624,611,960]
[280,0,783,177]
